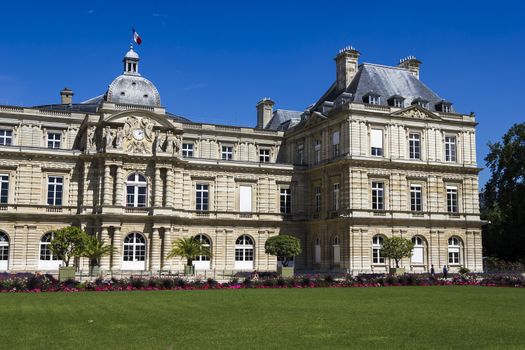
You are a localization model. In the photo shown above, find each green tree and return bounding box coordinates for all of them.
[483,123,525,261]
[81,235,115,268]
[167,237,212,266]
[380,237,414,268]
[50,226,88,267]
[264,235,301,267]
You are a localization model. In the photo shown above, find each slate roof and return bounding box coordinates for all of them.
[31,103,100,114]
[265,109,303,131]
[312,63,445,112]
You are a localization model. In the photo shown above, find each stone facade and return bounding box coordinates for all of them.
[0,46,483,274]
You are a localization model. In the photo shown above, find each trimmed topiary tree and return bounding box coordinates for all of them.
[381,237,414,271]
[50,226,88,267]
[265,235,301,269]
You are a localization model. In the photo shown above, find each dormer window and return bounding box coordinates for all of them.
[435,100,453,113]
[412,98,429,109]
[363,92,381,105]
[387,95,405,108]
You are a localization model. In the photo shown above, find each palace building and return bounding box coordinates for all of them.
[0,45,483,274]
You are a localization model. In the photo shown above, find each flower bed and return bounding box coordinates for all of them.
[0,273,524,293]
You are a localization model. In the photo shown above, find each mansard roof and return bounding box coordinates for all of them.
[265,109,302,131]
[312,63,445,112]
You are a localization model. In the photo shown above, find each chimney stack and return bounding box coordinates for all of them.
[398,56,422,79]
[60,88,74,105]
[256,98,275,129]
[335,46,360,91]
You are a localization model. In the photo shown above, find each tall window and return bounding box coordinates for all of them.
[259,149,270,163]
[314,140,321,164]
[47,176,63,206]
[196,184,209,211]
[182,143,194,158]
[0,130,12,146]
[314,237,321,263]
[221,146,233,160]
[371,181,384,210]
[371,129,383,156]
[410,184,422,212]
[47,132,61,149]
[314,186,321,213]
[235,235,254,269]
[367,95,380,105]
[408,133,421,160]
[332,131,340,158]
[297,144,304,164]
[126,173,147,207]
[332,183,340,211]
[123,233,146,263]
[280,188,291,214]
[448,237,461,264]
[333,236,341,264]
[40,232,59,262]
[445,136,457,162]
[0,175,8,204]
[194,234,211,263]
[446,186,458,213]
[239,185,252,212]
[411,236,424,264]
[0,232,9,268]
[372,235,385,264]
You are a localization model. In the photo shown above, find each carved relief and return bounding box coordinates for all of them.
[122,116,155,154]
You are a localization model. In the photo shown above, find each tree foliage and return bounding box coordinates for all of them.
[264,235,302,267]
[81,235,115,267]
[167,237,212,266]
[50,226,88,267]
[380,237,414,268]
[482,123,525,261]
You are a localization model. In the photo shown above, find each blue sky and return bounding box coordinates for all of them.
[1,0,523,185]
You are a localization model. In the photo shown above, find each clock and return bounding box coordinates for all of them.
[132,128,145,141]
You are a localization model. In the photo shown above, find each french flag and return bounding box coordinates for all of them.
[132,28,142,45]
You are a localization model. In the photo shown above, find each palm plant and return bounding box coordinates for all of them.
[167,236,212,267]
[82,235,115,272]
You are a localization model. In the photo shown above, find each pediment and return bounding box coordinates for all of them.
[390,105,442,121]
[104,109,175,129]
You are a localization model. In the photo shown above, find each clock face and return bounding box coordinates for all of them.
[132,128,145,141]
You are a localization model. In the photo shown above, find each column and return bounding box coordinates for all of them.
[150,228,161,271]
[100,227,111,270]
[111,227,121,270]
[115,166,123,206]
[162,227,173,270]
[166,168,174,207]
[154,167,162,207]
[103,165,112,205]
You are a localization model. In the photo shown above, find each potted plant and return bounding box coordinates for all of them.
[380,237,414,276]
[167,237,212,275]
[265,235,301,277]
[50,226,88,281]
[82,235,115,278]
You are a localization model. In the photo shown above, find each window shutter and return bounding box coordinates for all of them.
[239,186,252,212]
[371,129,383,148]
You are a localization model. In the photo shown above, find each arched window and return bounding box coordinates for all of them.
[333,236,341,265]
[235,235,254,270]
[411,236,425,265]
[0,232,9,270]
[122,233,146,270]
[448,237,462,265]
[314,237,321,264]
[39,232,61,270]
[126,173,147,207]
[193,234,211,270]
[372,235,385,264]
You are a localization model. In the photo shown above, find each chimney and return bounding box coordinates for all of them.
[256,98,275,129]
[335,46,360,91]
[398,56,422,79]
[60,88,74,105]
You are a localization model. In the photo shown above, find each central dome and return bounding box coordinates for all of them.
[106,46,161,107]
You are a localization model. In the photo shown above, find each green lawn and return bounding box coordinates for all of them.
[1,287,524,349]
